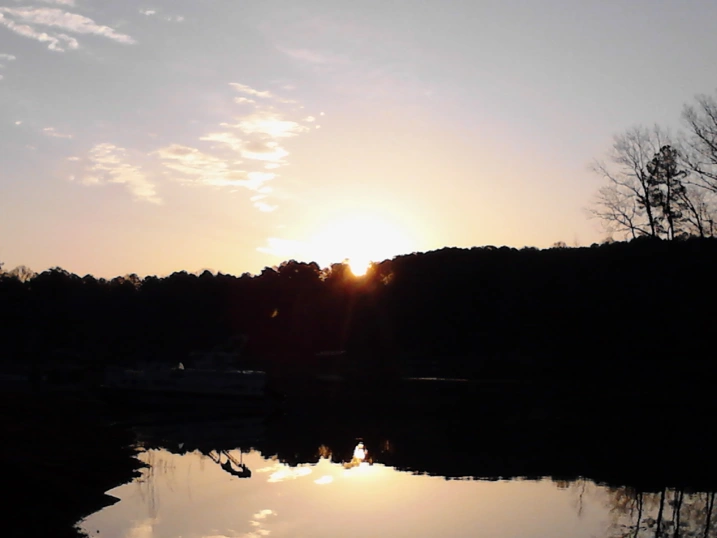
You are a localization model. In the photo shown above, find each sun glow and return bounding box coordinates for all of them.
[309,214,413,276]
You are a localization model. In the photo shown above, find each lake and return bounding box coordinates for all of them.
[79,402,717,538]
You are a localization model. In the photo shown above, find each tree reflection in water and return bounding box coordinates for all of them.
[605,488,717,537]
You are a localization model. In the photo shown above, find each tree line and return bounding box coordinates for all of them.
[591,90,717,240]
[2,237,716,382]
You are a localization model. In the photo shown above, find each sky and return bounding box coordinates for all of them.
[2,0,717,278]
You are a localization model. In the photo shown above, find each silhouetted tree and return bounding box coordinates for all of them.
[682,90,717,194]
[591,126,670,238]
[646,145,688,240]
[591,128,714,240]
[7,265,35,282]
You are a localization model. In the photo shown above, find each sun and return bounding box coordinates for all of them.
[308,214,413,275]
[348,259,370,277]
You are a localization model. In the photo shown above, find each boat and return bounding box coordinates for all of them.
[101,362,271,415]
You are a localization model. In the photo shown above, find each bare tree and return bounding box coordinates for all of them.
[588,183,649,239]
[682,91,717,194]
[679,186,716,238]
[590,126,671,239]
[590,124,716,240]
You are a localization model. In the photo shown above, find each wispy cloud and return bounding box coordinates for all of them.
[29,0,77,5]
[279,47,345,65]
[76,143,161,204]
[0,7,134,51]
[151,82,315,213]
[200,132,289,163]
[42,126,72,139]
[0,14,78,51]
[222,110,309,138]
[139,9,183,22]
[154,144,276,193]
[241,139,289,162]
[230,82,295,104]
[229,82,274,99]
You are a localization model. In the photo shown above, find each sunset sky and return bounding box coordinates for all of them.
[2,0,717,277]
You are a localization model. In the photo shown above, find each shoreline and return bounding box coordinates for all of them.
[2,390,144,538]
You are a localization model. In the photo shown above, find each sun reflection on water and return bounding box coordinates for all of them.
[352,442,367,461]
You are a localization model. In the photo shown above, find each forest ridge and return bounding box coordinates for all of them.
[1,237,715,381]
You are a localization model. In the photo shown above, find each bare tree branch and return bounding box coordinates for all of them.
[682,91,717,194]
[588,125,671,239]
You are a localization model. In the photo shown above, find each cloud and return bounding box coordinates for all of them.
[241,139,288,162]
[230,82,274,99]
[150,82,315,213]
[0,53,16,61]
[201,132,289,163]
[138,9,183,22]
[279,47,345,65]
[42,126,72,139]
[30,0,76,5]
[199,131,244,152]
[154,144,276,194]
[77,143,162,204]
[155,143,237,184]
[0,14,78,51]
[223,110,309,139]
[0,7,134,51]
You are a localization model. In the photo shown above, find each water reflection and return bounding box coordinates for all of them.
[605,487,717,537]
[81,399,717,538]
[84,448,613,538]
[81,442,717,538]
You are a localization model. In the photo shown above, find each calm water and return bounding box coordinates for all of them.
[81,442,717,538]
[79,383,717,538]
